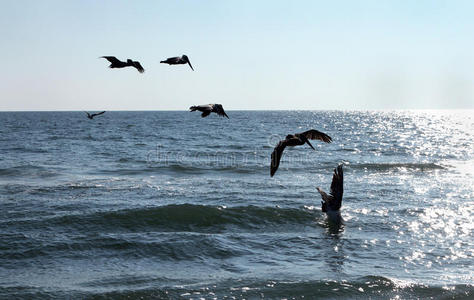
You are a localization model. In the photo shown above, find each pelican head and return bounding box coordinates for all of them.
[127,59,133,63]
[182,55,194,71]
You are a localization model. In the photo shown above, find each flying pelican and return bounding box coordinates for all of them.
[270,129,332,177]
[160,55,194,71]
[189,104,229,118]
[317,165,344,223]
[100,56,145,73]
[84,111,106,120]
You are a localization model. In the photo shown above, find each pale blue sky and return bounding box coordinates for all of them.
[1,0,473,110]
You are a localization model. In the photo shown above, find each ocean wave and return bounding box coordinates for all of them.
[86,161,447,177]
[1,146,48,153]
[0,179,144,199]
[1,233,252,262]
[116,157,148,164]
[79,135,124,141]
[0,205,321,262]
[0,165,60,178]
[165,276,472,300]
[96,163,264,175]
[3,276,471,299]
[26,204,319,234]
[350,162,444,171]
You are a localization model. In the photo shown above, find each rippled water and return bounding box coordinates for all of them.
[0,111,473,299]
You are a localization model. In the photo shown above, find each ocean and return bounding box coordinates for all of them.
[0,110,472,299]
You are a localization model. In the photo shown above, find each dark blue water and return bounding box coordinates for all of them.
[0,111,473,299]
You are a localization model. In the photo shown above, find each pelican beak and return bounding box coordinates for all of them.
[187,59,194,71]
[306,140,315,150]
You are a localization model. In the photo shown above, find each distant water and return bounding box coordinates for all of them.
[0,111,473,299]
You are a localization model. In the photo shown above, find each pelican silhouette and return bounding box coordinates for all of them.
[160,55,194,71]
[101,56,145,73]
[189,104,229,118]
[317,165,344,223]
[270,129,332,177]
[84,111,106,120]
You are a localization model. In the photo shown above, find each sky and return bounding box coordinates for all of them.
[0,0,473,110]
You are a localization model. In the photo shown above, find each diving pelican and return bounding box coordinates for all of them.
[317,165,344,223]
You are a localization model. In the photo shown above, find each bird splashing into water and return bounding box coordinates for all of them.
[317,164,344,224]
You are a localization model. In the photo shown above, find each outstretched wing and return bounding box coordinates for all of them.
[270,140,287,177]
[101,56,122,64]
[300,129,332,143]
[132,61,145,73]
[195,104,212,111]
[91,111,106,118]
[329,165,343,210]
[161,56,181,64]
[213,104,229,118]
[201,110,211,118]
[317,187,330,212]
[84,111,91,118]
[190,104,212,113]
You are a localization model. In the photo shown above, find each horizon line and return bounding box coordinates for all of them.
[1,108,473,112]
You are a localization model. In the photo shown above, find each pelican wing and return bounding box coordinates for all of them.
[162,56,181,64]
[317,187,330,212]
[132,61,145,73]
[91,111,106,118]
[300,129,332,143]
[270,140,287,177]
[197,104,213,110]
[329,165,343,210]
[213,104,229,118]
[189,104,212,117]
[101,56,122,64]
[190,104,212,112]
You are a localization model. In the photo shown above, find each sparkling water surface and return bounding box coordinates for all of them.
[0,111,473,299]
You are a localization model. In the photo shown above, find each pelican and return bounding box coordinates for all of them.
[317,165,344,223]
[270,129,332,177]
[100,56,145,73]
[160,55,194,71]
[84,111,106,120]
[189,104,229,118]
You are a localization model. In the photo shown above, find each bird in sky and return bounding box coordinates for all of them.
[189,104,229,118]
[160,55,194,71]
[101,56,145,73]
[270,129,332,177]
